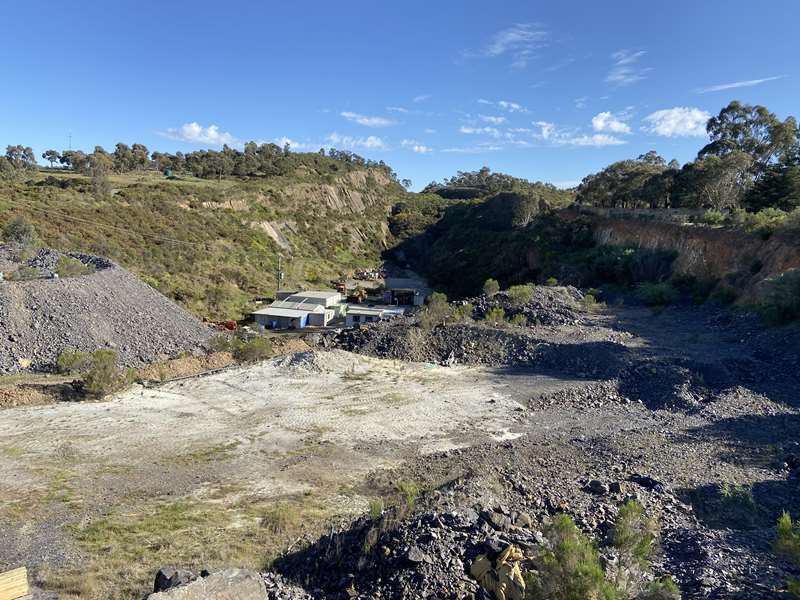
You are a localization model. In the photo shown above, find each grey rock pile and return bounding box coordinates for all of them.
[0,247,213,373]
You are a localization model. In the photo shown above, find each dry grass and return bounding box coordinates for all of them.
[34,495,326,600]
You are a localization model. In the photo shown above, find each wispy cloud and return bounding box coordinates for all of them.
[326,132,386,150]
[544,57,576,73]
[460,125,502,138]
[479,114,507,125]
[476,23,549,69]
[412,94,431,103]
[340,111,396,128]
[499,100,526,113]
[695,75,784,93]
[591,111,631,134]
[441,144,502,154]
[574,97,588,109]
[161,122,238,146]
[424,128,437,134]
[401,139,433,154]
[642,107,710,137]
[386,106,409,113]
[606,49,651,86]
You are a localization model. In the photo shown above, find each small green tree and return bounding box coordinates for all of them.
[419,292,451,328]
[483,278,500,296]
[231,336,273,362]
[2,217,38,249]
[506,284,534,307]
[82,349,132,398]
[527,513,616,599]
[775,511,800,598]
[484,307,506,326]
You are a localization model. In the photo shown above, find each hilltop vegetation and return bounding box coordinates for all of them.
[0,145,404,319]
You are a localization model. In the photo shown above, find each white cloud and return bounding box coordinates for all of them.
[326,132,386,150]
[642,107,710,137]
[477,98,493,105]
[412,94,431,103]
[532,121,626,147]
[340,111,396,128]
[695,75,784,93]
[273,136,310,150]
[401,139,432,154]
[606,49,650,86]
[441,145,502,154]
[459,125,502,138]
[574,97,588,109]
[591,111,631,134]
[482,23,549,69]
[479,114,507,125]
[563,133,627,147]
[161,122,238,146]
[424,128,437,134]
[386,106,409,113]
[498,100,526,113]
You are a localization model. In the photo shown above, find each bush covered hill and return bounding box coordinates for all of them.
[0,155,405,319]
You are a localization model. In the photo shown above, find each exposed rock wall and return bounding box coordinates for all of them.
[591,217,800,300]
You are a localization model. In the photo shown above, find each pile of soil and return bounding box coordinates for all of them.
[0,246,213,373]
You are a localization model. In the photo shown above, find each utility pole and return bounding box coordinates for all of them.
[276,256,284,298]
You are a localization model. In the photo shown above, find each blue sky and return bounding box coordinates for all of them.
[2,1,798,189]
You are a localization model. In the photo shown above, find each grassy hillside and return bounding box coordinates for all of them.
[0,163,404,319]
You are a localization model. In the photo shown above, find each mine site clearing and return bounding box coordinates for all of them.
[2,286,799,598]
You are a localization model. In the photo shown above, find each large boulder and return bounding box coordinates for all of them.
[146,568,266,599]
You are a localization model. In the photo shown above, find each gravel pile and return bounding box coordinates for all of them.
[0,247,213,373]
[470,285,588,326]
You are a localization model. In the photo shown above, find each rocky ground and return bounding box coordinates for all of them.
[3,285,799,599]
[0,245,213,373]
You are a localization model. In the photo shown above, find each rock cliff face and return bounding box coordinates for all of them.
[591,217,800,301]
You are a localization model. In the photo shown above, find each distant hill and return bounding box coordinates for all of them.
[0,159,404,319]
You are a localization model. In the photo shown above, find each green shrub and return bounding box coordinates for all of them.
[527,513,616,600]
[702,210,726,226]
[8,265,43,281]
[368,497,384,520]
[483,278,500,296]
[508,313,527,326]
[56,349,92,374]
[2,216,38,248]
[82,349,133,398]
[639,577,680,600]
[56,256,96,278]
[774,512,800,598]
[636,282,679,307]
[209,334,233,352]
[613,501,659,568]
[397,481,420,511]
[419,292,452,329]
[780,208,800,234]
[506,284,534,307]
[452,302,474,323]
[231,336,273,362]
[545,277,558,286]
[761,271,800,325]
[484,307,506,326]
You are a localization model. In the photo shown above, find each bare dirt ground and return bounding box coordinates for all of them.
[0,350,582,598]
[1,298,799,599]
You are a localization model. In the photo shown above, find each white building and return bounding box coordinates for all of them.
[252,290,343,329]
[344,305,404,327]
